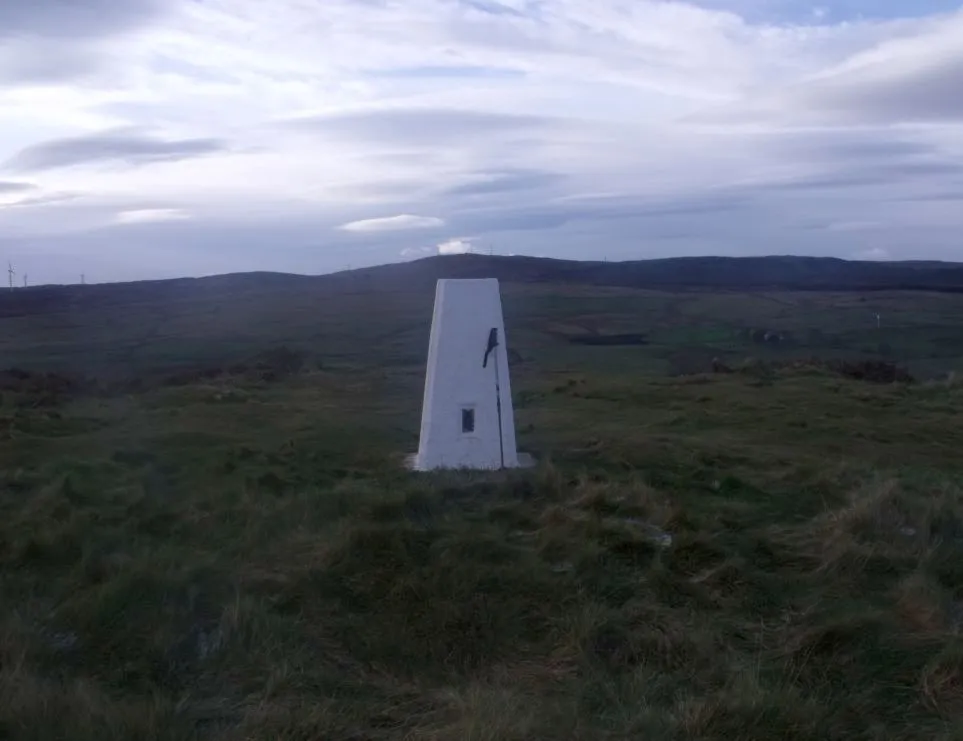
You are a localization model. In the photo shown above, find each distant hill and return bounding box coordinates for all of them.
[4,254,963,318]
[345,254,963,292]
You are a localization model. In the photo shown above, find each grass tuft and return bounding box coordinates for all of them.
[5,337,963,737]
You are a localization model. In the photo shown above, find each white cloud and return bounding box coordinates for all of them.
[2,0,963,280]
[437,237,474,255]
[115,207,191,224]
[339,214,444,232]
[856,246,890,260]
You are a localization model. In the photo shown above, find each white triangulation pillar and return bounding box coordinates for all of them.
[413,278,520,471]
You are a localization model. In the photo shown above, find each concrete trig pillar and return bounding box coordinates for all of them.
[413,278,521,471]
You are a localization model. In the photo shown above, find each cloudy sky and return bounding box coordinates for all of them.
[1,0,962,283]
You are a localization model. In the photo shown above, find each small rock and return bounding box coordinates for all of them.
[618,518,673,548]
[47,631,79,652]
[646,529,674,549]
[509,530,536,542]
[196,627,224,661]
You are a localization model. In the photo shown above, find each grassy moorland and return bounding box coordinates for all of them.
[5,277,963,379]
[2,270,963,739]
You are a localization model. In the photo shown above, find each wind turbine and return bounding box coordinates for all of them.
[7,262,14,291]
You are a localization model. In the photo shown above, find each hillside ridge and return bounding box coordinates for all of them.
[3,254,963,318]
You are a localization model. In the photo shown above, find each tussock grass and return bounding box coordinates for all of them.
[4,362,963,738]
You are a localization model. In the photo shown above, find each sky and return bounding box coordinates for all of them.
[1,0,962,283]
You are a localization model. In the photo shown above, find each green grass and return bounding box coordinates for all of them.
[7,281,963,378]
[2,284,963,738]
